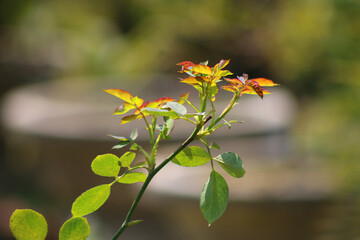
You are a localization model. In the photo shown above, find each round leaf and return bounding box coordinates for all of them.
[118,172,147,184]
[119,151,136,168]
[215,152,245,178]
[9,209,48,240]
[59,217,90,240]
[71,184,111,217]
[91,154,120,177]
[172,146,211,167]
[200,171,229,225]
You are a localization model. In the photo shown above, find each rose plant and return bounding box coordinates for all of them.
[9,59,277,240]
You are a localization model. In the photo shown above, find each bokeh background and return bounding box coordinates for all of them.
[0,0,359,239]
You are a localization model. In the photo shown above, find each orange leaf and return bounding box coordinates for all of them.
[222,85,236,92]
[177,61,195,72]
[250,78,278,87]
[180,77,207,86]
[192,64,212,75]
[104,89,133,103]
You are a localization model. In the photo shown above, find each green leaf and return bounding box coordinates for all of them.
[210,142,220,150]
[200,171,229,225]
[172,146,211,167]
[130,143,139,151]
[183,112,206,118]
[59,217,90,240]
[118,172,147,184]
[9,209,48,240]
[112,141,131,149]
[143,108,179,118]
[91,154,120,177]
[129,128,138,141]
[167,102,187,116]
[164,117,174,136]
[127,219,143,227]
[71,184,111,217]
[108,135,128,141]
[119,151,136,168]
[214,152,245,178]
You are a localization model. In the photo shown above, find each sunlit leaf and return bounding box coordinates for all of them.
[167,102,187,116]
[178,92,190,104]
[180,77,207,86]
[91,154,120,177]
[221,85,236,92]
[172,146,211,167]
[215,152,245,178]
[71,184,111,217]
[104,89,133,103]
[131,96,144,107]
[121,114,141,124]
[193,64,212,75]
[217,70,233,77]
[177,61,195,72]
[200,171,229,225]
[10,209,48,240]
[119,151,136,168]
[251,78,278,87]
[59,217,90,240]
[118,172,147,184]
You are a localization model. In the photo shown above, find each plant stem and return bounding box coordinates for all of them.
[207,93,239,130]
[111,121,207,240]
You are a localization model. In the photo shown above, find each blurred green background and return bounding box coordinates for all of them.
[0,0,359,239]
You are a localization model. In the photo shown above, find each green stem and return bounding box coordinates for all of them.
[207,93,239,130]
[111,120,208,240]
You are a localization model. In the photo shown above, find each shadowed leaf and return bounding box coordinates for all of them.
[200,171,229,225]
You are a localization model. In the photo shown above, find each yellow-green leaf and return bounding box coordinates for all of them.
[119,151,136,168]
[172,146,211,167]
[104,89,133,103]
[10,209,48,240]
[118,172,147,184]
[71,184,111,217]
[91,154,120,177]
[59,217,90,240]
